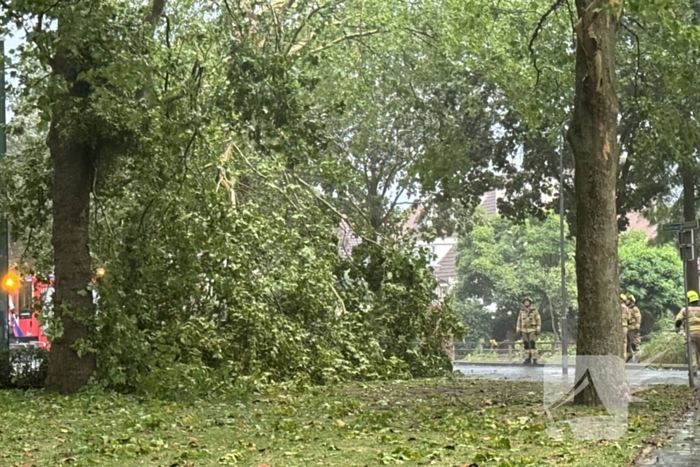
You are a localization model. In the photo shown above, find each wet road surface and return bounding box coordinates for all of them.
[454,362,690,386]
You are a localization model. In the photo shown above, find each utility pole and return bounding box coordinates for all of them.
[0,39,8,349]
[683,259,694,387]
[559,131,568,376]
[662,220,699,387]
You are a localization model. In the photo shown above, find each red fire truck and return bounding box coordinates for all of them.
[3,268,104,349]
[5,274,52,349]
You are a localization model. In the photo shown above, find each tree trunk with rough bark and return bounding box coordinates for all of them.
[682,168,699,292]
[567,0,626,406]
[685,0,700,295]
[44,0,167,394]
[44,99,97,394]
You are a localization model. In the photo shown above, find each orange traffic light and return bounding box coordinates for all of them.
[1,272,20,292]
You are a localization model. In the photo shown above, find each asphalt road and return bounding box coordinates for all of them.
[454,362,691,386]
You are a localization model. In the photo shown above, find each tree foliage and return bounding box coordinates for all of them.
[454,210,577,343]
[455,214,682,343]
[1,0,462,395]
[2,0,698,396]
[618,231,684,333]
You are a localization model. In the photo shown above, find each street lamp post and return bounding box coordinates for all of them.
[559,131,568,375]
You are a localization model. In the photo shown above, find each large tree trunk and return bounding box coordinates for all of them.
[44,105,96,394]
[41,23,98,395]
[687,0,700,295]
[682,168,699,292]
[42,0,167,394]
[567,0,626,406]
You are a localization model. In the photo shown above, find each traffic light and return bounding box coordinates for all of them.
[1,271,20,292]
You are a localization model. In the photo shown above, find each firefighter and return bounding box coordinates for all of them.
[621,294,630,360]
[675,290,700,377]
[626,294,642,362]
[516,297,541,365]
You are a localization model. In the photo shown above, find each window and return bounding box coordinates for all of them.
[18,282,33,318]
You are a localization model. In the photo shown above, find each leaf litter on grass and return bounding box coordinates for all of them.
[0,379,691,466]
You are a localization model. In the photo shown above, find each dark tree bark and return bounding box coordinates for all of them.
[44,84,97,393]
[682,168,699,292]
[686,0,700,295]
[567,0,626,406]
[44,0,167,394]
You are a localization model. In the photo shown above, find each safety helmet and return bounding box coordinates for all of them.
[627,294,635,303]
[620,294,627,301]
[688,290,699,303]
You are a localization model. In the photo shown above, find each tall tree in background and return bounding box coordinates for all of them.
[454,210,577,342]
[682,0,700,291]
[567,0,625,405]
[632,0,700,257]
[618,231,684,333]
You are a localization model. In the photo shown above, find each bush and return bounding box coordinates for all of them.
[619,232,684,330]
[641,317,687,364]
[0,347,48,389]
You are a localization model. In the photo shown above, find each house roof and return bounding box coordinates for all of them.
[337,219,362,257]
[625,212,656,239]
[336,191,500,272]
[435,243,458,283]
[402,203,423,233]
[481,190,501,216]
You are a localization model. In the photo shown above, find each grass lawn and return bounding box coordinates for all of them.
[0,378,691,466]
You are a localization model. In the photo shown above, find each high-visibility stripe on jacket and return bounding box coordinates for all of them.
[517,308,541,333]
[621,304,630,328]
[676,306,700,333]
[628,306,642,330]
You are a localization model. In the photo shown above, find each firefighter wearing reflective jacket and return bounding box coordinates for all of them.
[675,290,700,377]
[626,294,642,362]
[516,297,541,365]
[621,294,630,359]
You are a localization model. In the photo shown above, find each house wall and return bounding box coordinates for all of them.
[417,237,457,266]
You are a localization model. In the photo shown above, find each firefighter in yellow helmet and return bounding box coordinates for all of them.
[516,297,541,365]
[625,294,642,363]
[621,294,630,360]
[675,290,700,377]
